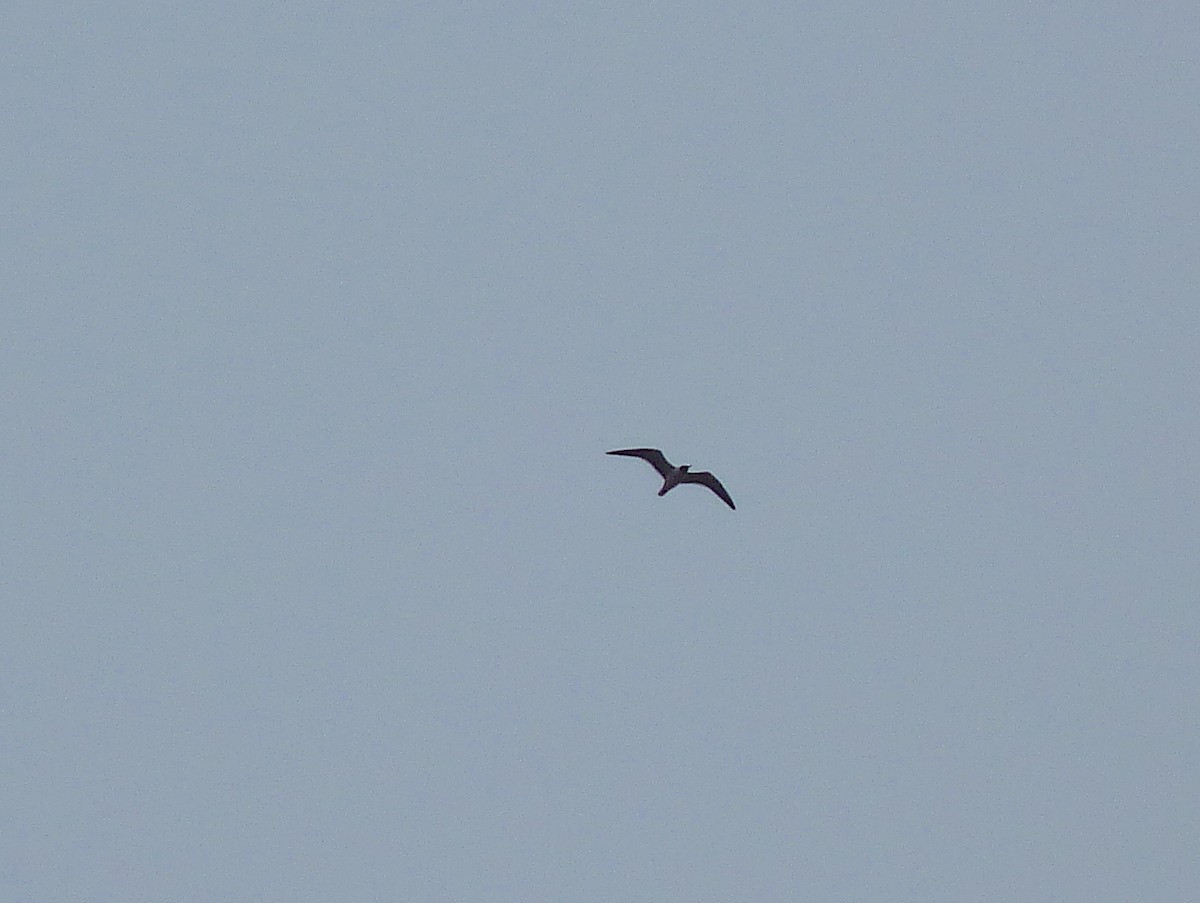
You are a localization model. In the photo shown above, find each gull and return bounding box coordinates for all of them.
[606,447,736,510]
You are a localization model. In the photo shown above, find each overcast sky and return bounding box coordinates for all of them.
[4,3,1198,900]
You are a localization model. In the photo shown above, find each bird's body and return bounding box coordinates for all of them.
[606,447,736,510]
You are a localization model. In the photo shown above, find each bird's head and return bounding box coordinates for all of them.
[679,464,690,473]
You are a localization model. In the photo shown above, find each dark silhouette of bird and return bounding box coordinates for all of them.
[606,447,735,510]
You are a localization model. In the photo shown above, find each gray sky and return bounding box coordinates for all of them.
[4,3,1198,900]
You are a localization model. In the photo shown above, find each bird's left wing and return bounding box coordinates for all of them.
[681,470,736,510]
[606,448,673,478]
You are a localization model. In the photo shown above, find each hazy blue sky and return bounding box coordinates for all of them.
[4,3,1198,900]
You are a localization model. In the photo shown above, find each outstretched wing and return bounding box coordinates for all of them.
[606,447,673,478]
[681,470,736,510]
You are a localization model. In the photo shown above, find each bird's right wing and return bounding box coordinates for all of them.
[606,448,673,478]
[684,471,736,510]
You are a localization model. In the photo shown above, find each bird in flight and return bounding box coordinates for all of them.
[607,447,736,510]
